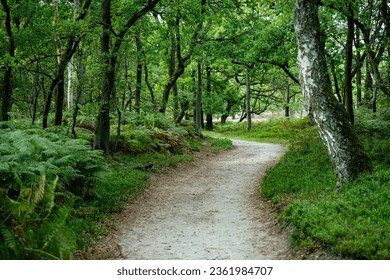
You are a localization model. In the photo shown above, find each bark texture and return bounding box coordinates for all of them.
[294,0,372,186]
[94,0,112,153]
[1,0,15,121]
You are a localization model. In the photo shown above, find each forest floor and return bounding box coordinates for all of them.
[81,140,293,259]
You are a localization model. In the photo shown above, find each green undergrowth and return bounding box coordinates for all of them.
[0,126,106,259]
[209,138,233,154]
[0,114,205,259]
[214,117,313,143]
[219,116,390,259]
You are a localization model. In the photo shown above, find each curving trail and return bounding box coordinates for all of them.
[84,140,291,260]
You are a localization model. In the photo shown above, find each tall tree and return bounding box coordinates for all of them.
[53,0,65,126]
[1,0,15,122]
[294,0,372,186]
[159,0,207,114]
[205,66,213,130]
[135,28,142,114]
[94,0,112,153]
[42,0,92,128]
[93,0,161,152]
[344,3,355,124]
[195,58,203,136]
[245,67,251,132]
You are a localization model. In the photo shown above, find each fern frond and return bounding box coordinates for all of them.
[31,174,46,205]
[0,225,18,254]
[41,175,58,213]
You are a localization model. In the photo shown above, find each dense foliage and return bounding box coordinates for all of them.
[0,126,106,259]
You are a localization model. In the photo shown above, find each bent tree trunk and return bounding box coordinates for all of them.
[294,0,372,186]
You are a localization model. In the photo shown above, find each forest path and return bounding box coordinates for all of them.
[84,140,291,259]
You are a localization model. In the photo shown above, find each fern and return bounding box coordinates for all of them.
[0,225,18,256]
[0,127,106,259]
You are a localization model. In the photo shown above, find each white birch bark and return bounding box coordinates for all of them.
[294,0,372,186]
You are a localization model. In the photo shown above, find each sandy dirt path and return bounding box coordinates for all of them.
[84,140,291,260]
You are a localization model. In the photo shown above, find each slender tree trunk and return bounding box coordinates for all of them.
[143,59,157,111]
[246,68,251,132]
[294,0,372,187]
[67,60,74,110]
[71,45,84,139]
[381,0,390,91]
[42,0,92,128]
[67,0,81,111]
[344,5,354,124]
[364,59,373,107]
[135,28,142,114]
[206,66,213,130]
[285,80,290,117]
[195,59,203,137]
[124,55,133,111]
[355,28,362,107]
[168,21,179,119]
[330,60,342,103]
[1,0,15,122]
[159,0,206,113]
[53,0,65,126]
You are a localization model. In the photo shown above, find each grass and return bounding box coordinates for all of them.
[214,117,313,143]
[218,116,390,259]
[210,138,233,154]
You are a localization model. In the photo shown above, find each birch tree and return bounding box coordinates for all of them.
[294,0,372,186]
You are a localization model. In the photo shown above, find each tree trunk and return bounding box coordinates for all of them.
[168,21,179,120]
[67,60,74,110]
[159,0,206,113]
[93,0,160,151]
[206,66,213,130]
[1,0,15,122]
[42,0,92,128]
[245,69,251,132]
[94,0,112,153]
[124,55,133,111]
[344,5,354,125]
[53,0,64,126]
[135,28,142,114]
[66,0,80,111]
[381,0,390,91]
[54,73,65,125]
[364,59,373,107]
[144,61,157,111]
[71,45,84,138]
[285,80,290,117]
[294,0,372,187]
[195,59,203,137]
[355,28,362,107]
[330,60,342,103]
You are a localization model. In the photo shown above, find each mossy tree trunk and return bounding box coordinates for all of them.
[294,0,372,186]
